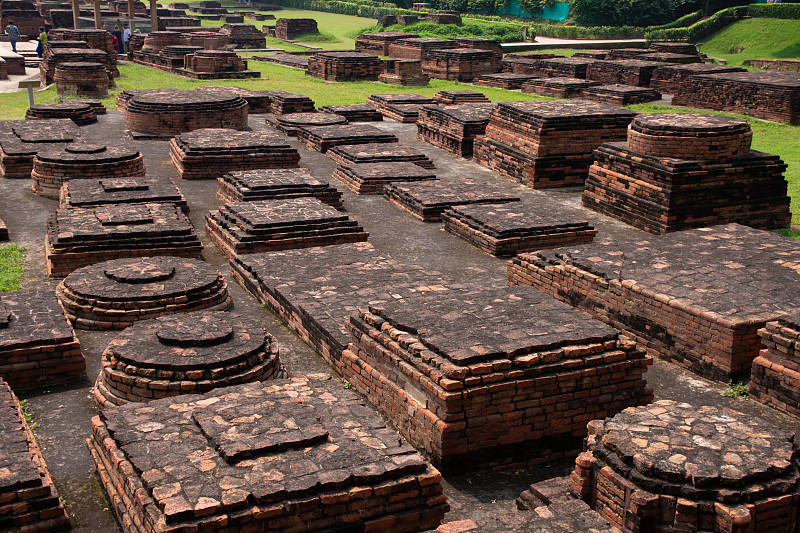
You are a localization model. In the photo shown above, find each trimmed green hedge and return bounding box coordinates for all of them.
[385,20,526,41]
[647,9,702,30]
[531,23,645,38]
[265,0,415,18]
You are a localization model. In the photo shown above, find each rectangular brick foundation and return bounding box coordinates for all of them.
[581,84,661,106]
[473,72,539,90]
[355,32,420,56]
[306,51,383,82]
[59,177,188,211]
[0,119,78,179]
[585,60,663,87]
[327,143,434,169]
[379,59,430,86]
[331,162,436,194]
[421,48,501,82]
[416,103,495,158]
[217,168,343,208]
[297,124,398,153]
[319,104,383,122]
[521,77,601,99]
[649,63,745,94]
[387,37,459,60]
[751,314,800,417]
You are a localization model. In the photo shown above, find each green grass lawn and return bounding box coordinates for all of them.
[0,244,25,292]
[698,18,800,66]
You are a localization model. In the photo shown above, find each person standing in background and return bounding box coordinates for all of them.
[123,23,130,53]
[5,21,19,53]
[112,24,123,54]
[36,26,47,57]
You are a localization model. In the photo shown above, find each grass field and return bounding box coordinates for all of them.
[0,244,25,292]
[697,18,800,66]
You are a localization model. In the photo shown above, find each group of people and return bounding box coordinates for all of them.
[4,21,130,57]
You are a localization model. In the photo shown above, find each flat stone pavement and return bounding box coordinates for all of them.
[3,109,800,533]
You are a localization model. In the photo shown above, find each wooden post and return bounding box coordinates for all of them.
[71,0,80,28]
[128,0,135,35]
[94,0,101,29]
[149,0,158,31]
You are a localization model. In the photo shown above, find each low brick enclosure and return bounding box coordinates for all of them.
[297,124,398,153]
[342,286,653,472]
[384,178,520,222]
[89,376,448,533]
[331,162,436,194]
[231,242,461,367]
[751,313,800,418]
[94,311,283,407]
[473,100,635,189]
[582,114,791,234]
[39,47,116,87]
[205,198,368,258]
[265,112,347,137]
[327,143,434,169]
[387,37,459,60]
[169,128,300,180]
[432,90,490,105]
[416,103,495,157]
[473,72,539,90]
[320,104,383,122]
[274,17,317,39]
[25,101,98,126]
[0,379,70,531]
[124,89,248,138]
[217,168,343,208]
[442,199,597,256]
[0,290,85,390]
[672,70,800,123]
[355,31,420,56]
[0,119,77,179]
[572,400,800,532]
[307,51,383,82]
[45,203,203,277]
[57,256,232,330]
[507,224,800,382]
[54,61,109,97]
[421,48,501,82]
[379,59,430,86]
[31,143,145,199]
[581,84,661,106]
[521,77,601,99]
[649,63,744,94]
[59,177,187,211]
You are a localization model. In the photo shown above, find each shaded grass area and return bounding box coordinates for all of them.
[0,244,25,292]
[698,18,800,67]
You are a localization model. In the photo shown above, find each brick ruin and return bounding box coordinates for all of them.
[639,51,702,64]
[751,313,800,418]
[343,286,653,471]
[525,57,597,79]
[366,93,435,122]
[176,50,260,80]
[0,119,77,179]
[585,59,664,87]
[40,47,114,88]
[58,98,106,116]
[0,290,85,390]
[432,90,490,105]
[31,143,144,198]
[59,177,188,212]
[422,48,501,82]
[319,104,383,122]
[649,41,698,55]
[507,224,800,382]
[355,31,419,56]
[205,197,368,258]
[582,113,791,234]
[416,103,495,157]
[0,379,70,531]
[327,143,434,169]
[521,77,601,99]
[274,17,318,40]
[94,311,284,407]
[196,86,276,113]
[45,203,203,277]
[265,111,347,137]
[0,0,45,37]
[219,23,266,48]
[56,256,232,330]
[0,49,26,75]
[264,90,316,115]
[453,37,503,55]
[296,123,398,153]
[387,37,459,60]
[581,84,661,106]
[307,51,383,82]
[54,61,109,97]
[330,161,436,194]
[442,198,597,257]
[473,72,539,90]
[25,101,98,125]
[251,51,310,70]
[473,100,635,189]
[500,53,560,75]
[379,59,430,86]
[217,168,343,209]
[50,28,118,63]
[169,128,300,180]
[88,377,448,533]
[572,400,800,532]
[649,63,745,94]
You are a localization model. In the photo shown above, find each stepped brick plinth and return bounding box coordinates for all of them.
[422,48,501,82]
[385,103,430,122]
[331,162,436,194]
[59,98,106,115]
[581,84,661,106]
[327,142,434,169]
[134,44,201,71]
[508,224,800,381]
[169,128,300,180]
[125,89,248,138]
[57,256,231,330]
[94,311,283,406]
[32,143,145,199]
[379,58,430,86]
[387,37,459,60]
[140,30,184,53]
[343,286,653,472]
[176,49,260,79]
[752,314,800,417]
[442,199,597,256]
[521,77,601,98]
[217,168,343,208]
[45,203,202,277]
[251,51,309,69]
[39,47,115,87]
[195,85,274,113]
[473,100,635,188]
[54,61,109,97]
[433,89,490,104]
[274,17,317,39]
[638,52,702,64]
[417,103,495,157]
[266,111,347,136]
[89,377,448,533]
[572,400,800,533]
[180,31,231,48]
[296,124,398,153]
[582,114,790,234]
[59,177,188,211]
[307,51,383,81]
[367,92,434,112]
[355,31,420,55]
[606,48,651,60]
[230,242,460,365]
[672,70,800,123]
[500,53,561,75]
[585,59,663,87]
[49,28,118,61]
[649,41,698,55]
[473,72,539,89]
[0,290,84,389]
[25,101,97,125]
[265,90,316,115]
[649,63,745,94]
[385,178,520,221]
[0,119,77,179]
[319,103,383,122]
[206,198,368,258]
[454,36,503,55]
[0,378,70,531]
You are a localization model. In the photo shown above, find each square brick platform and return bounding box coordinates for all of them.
[649,63,745,94]
[355,32,420,56]
[331,162,437,194]
[585,59,664,87]
[521,77,601,99]
[366,93,435,116]
[416,103,495,157]
[379,59,430,86]
[384,178,521,221]
[421,49,501,82]
[307,51,383,81]
[473,72,539,90]
[296,124,398,153]
[59,177,188,212]
[0,119,78,179]
[327,143,434,169]
[319,104,383,122]
[581,84,661,106]
[432,91,491,106]
[217,168,343,208]
[508,224,800,381]
[387,37,460,60]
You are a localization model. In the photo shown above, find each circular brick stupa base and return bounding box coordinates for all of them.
[95,311,284,406]
[25,101,98,125]
[572,400,800,532]
[56,256,232,330]
[54,62,109,97]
